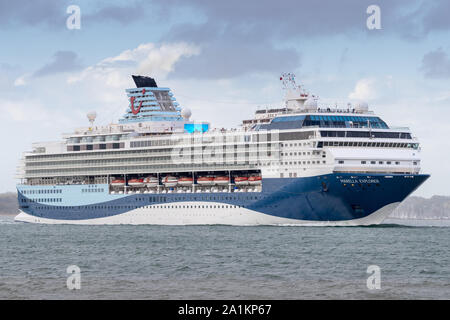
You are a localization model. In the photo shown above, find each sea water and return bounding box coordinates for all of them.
[0,215,448,299]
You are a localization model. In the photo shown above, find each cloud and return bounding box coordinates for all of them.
[421,1,450,34]
[68,42,200,85]
[171,41,301,79]
[4,42,198,132]
[4,0,450,39]
[349,78,378,100]
[161,0,450,79]
[164,10,303,79]
[14,75,29,86]
[419,48,450,79]
[0,97,72,126]
[14,51,83,86]
[0,63,24,91]
[33,51,84,78]
[164,0,374,40]
[348,76,397,102]
[63,42,201,125]
[83,1,147,25]
[0,0,68,27]
[0,0,165,29]
[161,0,445,41]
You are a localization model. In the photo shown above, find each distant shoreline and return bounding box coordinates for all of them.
[387,217,450,221]
[0,212,17,216]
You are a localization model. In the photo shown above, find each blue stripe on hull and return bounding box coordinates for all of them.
[17,173,429,222]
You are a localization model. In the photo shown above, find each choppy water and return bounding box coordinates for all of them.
[0,215,449,299]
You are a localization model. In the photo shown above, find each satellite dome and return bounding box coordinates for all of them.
[355,101,369,112]
[87,111,97,121]
[181,108,192,119]
[304,98,318,110]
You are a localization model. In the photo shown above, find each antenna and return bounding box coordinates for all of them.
[280,72,298,90]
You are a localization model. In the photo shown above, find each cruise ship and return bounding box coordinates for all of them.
[15,74,429,225]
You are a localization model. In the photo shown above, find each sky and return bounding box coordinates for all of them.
[0,0,449,197]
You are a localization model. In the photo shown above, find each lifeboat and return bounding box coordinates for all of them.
[214,176,229,185]
[143,176,158,188]
[248,175,262,185]
[128,178,144,186]
[163,176,178,187]
[111,179,125,187]
[197,176,214,185]
[178,177,194,186]
[234,176,248,185]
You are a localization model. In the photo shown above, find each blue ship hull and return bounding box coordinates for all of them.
[15,173,429,225]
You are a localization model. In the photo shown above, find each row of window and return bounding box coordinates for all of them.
[31,204,267,211]
[144,195,261,202]
[27,150,277,167]
[303,115,389,129]
[27,194,263,207]
[319,141,418,149]
[81,188,105,193]
[130,135,257,148]
[29,140,276,162]
[21,198,62,203]
[281,151,323,156]
[283,160,326,165]
[26,179,108,186]
[309,115,380,122]
[28,148,179,161]
[337,160,418,165]
[320,131,412,139]
[25,162,261,176]
[267,115,389,129]
[68,135,125,144]
[68,143,122,152]
[22,189,62,195]
[280,142,314,147]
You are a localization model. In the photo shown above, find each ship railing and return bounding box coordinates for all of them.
[62,125,135,137]
[23,156,275,171]
[387,126,411,131]
[23,164,264,178]
[277,109,375,115]
[24,145,281,163]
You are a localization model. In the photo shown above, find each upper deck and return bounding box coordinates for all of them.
[119,75,183,123]
[17,73,424,184]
